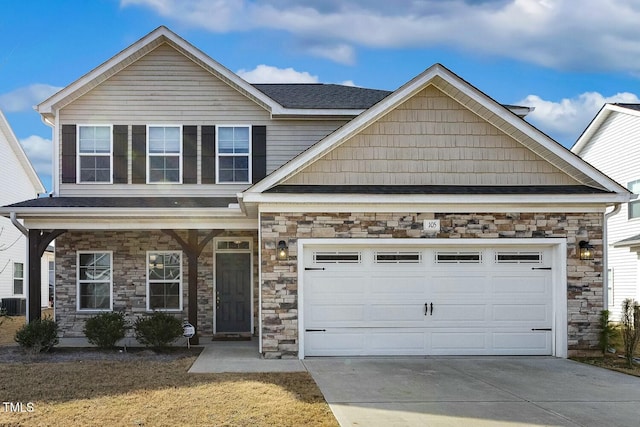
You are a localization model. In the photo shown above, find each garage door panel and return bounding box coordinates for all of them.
[493,304,551,322]
[431,274,488,295]
[306,273,367,297]
[307,304,365,324]
[492,332,551,354]
[431,331,487,352]
[428,303,487,323]
[369,303,428,322]
[492,275,551,296]
[305,331,366,356]
[370,275,426,296]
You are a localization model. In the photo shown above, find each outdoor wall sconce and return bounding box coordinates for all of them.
[579,240,595,261]
[277,240,288,260]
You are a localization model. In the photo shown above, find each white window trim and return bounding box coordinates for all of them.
[215,125,252,184]
[12,262,24,296]
[77,124,114,184]
[146,124,183,184]
[76,251,113,312]
[146,250,183,312]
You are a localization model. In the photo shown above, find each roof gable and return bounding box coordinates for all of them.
[572,103,640,155]
[0,110,45,195]
[282,85,580,187]
[247,64,628,196]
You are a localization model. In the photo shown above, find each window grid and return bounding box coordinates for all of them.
[147,251,182,311]
[147,125,182,183]
[78,125,112,183]
[77,252,112,311]
[216,126,251,183]
[13,262,24,295]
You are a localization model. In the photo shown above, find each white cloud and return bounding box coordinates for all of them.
[0,84,62,113]
[237,65,319,83]
[518,91,640,144]
[121,0,640,72]
[19,135,51,181]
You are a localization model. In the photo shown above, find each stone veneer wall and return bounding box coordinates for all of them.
[260,212,604,358]
[54,230,258,339]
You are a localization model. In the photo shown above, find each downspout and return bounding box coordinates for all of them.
[10,212,28,237]
[603,203,622,310]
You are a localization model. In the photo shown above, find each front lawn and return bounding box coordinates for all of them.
[0,352,338,426]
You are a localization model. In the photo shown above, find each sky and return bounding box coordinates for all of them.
[2,0,640,193]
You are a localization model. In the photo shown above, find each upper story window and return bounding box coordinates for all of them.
[148,125,182,183]
[78,125,112,183]
[217,126,250,183]
[629,179,640,219]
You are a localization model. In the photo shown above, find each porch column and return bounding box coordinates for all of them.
[27,229,65,322]
[163,229,222,345]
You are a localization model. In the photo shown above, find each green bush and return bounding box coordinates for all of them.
[14,317,59,353]
[84,312,126,349]
[134,312,183,350]
[598,310,617,355]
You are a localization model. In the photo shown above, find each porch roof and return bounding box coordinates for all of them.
[3,196,238,209]
[265,185,612,195]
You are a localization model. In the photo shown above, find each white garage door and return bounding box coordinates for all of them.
[303,245,554,356]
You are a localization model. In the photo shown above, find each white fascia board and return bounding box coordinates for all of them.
[270,107,364,118]
[243,192,630,206]
[22,217,258,230]
[3,207,245,218]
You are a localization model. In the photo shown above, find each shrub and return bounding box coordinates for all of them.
[14,317,59,353]
[84,312,126,349]
[621,298,640,368]
[0,307,10,327]
[598,310,617,355]
[134,312,183,350]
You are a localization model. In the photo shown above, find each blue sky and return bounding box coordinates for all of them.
[2,0,640,193]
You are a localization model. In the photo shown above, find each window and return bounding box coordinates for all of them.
[375,252,422,263]
[436,251,482,263]
[495,252,542,264]
[13,262,24,295]
[629,179,640,219]
[148,251,182,310]
[78,252,112,310]
[313,252,361,263]
[148,125,182,183]
[217,126,250,183]
[78,125,112,183]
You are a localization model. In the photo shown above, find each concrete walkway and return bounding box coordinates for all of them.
[188,345,640,426]
[188,339,305,373]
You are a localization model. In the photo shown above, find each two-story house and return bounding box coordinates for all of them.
[572,104,640,321]
[0,110,46,312]
[1,27,630,358]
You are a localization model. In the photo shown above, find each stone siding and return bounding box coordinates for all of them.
[54,230,258,339]
[260,212,604,358]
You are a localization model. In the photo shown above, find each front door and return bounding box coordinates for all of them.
[216,252,251,333]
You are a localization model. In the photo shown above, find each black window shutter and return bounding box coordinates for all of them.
[132,125,146,184]
[183,126,197,184]
[113,125,128,184]
[252,125,267,183]
[61,125,77,183]
[201,125,216,184]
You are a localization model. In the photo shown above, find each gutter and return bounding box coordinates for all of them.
[603,203,622,310]
[10,212,28,237]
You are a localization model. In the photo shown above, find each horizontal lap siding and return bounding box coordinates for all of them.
[284,86,580,186]
[578,112,640,320]
[57,43,345,197]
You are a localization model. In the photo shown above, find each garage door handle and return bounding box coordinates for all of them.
[430,302,434,316]
[424,303,428,316]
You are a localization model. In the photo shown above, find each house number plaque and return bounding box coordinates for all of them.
[423,219,440,233]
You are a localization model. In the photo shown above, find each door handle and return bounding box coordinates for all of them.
[424,303,428,316]
[430,302,434,316]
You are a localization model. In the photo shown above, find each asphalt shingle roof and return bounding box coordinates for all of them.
[613,103,640,111]
[4,197,238,209]
[252,84,392,109]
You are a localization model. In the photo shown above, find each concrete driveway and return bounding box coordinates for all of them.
[302,356,640,427]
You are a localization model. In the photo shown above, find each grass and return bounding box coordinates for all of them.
[0,354,338,426]
[571,326,640,377]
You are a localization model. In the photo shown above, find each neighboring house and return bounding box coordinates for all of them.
[0,27,630,358]
[0,110,46,312]
[572,103,640,321]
